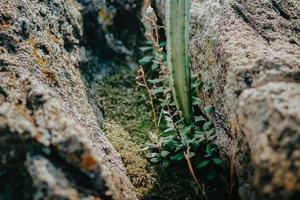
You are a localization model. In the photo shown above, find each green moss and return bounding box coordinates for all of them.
[94,67,156,197]
[102,120,155,197]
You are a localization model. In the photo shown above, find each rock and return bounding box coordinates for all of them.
[0,0,137,199]
[144,0,300,198]
[188,0,300,199]
[238,83,300,200]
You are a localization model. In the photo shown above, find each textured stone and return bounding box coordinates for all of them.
[187,0,300,199]
[0,0,137,199]
[238,82,300,200]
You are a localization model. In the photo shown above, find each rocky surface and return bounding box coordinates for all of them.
[0,0,139,199]
[188,0,300,199]
[2,0,300,199]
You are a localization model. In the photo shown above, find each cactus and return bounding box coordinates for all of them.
[166,0,193,125]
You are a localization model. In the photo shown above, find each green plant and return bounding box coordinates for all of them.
[138,3,222,199]
[166,0,193,125]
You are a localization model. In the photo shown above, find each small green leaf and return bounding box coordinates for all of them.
[145,40,153,45]
[139,55,153,65]
[196,160,210,168]
[195,116,206,123]
[204,105,215,114]
[139,46,153,52]
[146,152,159,158]
[151,87,164,95]
[205,129,214,137]
[192,97,203,106]
[208,134,217,141]
[151,62,159,70]
[148,78,162,84]
[162,160,170,168]
[212,158,223,165]
[203,121,213,131]
[161,99,171,107]
[188,152,195,158]
[161,151,170,157]
[205,145,216,157]
[206,168,217,180]
[170,152,185,161]
[160,41,167,47]
[192,78,201,88]
[169,100,176,106]
[150,157,161,163]
[146,142,158,149]
[181,125,192,135]
[204,82,214,94]
[166,139,184,148]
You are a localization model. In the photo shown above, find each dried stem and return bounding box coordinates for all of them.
[137,66,161,149]
[184,147,208,200]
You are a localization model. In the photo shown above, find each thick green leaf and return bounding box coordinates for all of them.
[166,0,194,125]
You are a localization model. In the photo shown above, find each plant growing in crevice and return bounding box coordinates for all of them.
[137,1,222,199]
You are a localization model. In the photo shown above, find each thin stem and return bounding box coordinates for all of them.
[184,147,208,200]
[138,66,161,149]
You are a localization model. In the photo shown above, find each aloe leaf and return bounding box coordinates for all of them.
[166,0,193,125]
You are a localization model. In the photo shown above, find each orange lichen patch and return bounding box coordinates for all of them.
[48,31,61,44]
[35,132,42,141]
[0,22,11,30]
[28,38,49,69]
[28,38,58,84]
[98,8,113,31]
[284,172,298,190]
[65,153,79,163]
[7,71,17,80]
[15,103,35,125]
[80,152,98,171]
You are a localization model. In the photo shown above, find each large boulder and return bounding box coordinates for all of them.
[0,0,138,199]
[189,0,300,199]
